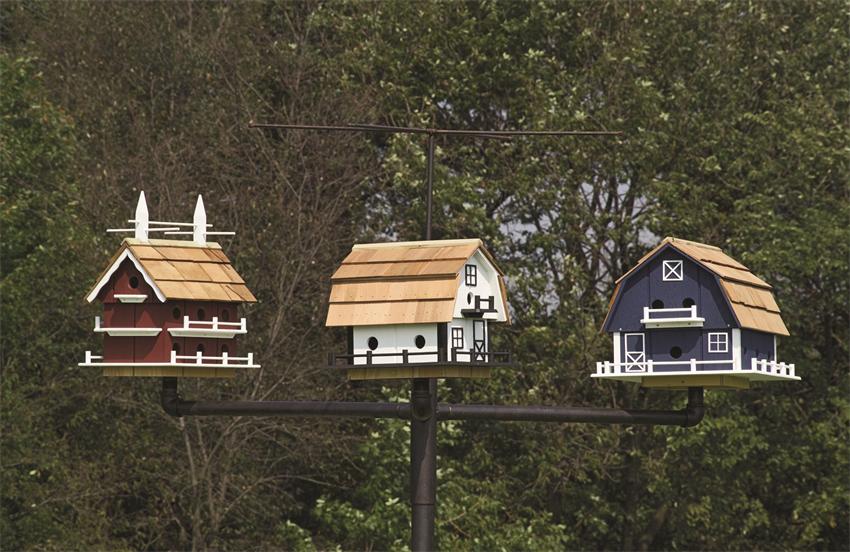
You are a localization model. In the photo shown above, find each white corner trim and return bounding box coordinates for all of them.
[613,332,621,364]
[732,328,742,370]
[86,249,166,303]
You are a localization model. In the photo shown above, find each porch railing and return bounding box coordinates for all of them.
[80,349,259,368]
[595,357,797,379]
[168,315,247,338]
[596,358,734,375]
[328,348,512,367]
[751,358,796,378]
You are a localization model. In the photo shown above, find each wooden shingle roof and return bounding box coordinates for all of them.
[610,237,788,335]
[326,238,509,326]
[86,238,256,303]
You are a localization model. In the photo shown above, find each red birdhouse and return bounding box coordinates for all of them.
[79,192,259,378]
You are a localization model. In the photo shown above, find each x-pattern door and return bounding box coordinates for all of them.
[624,333,646,372]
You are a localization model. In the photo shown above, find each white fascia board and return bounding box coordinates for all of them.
[86,249,166,303]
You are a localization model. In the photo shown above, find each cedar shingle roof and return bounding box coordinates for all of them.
[608,237,788,336]
[87,238,256,303]
[326,239,509,326]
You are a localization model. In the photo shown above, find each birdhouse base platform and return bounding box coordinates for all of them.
[639,374,750,390]
[101,366,237,378]
[346,363,494,381]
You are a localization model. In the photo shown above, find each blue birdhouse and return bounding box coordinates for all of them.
[593,237,798,389]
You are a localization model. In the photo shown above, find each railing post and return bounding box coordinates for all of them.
[171,349,177,363]
[184,315,190,329]
[247,352,254,366]
[95,316,101,331]
[196,351,202,365]
[451,347,456,363]
[691,304,697,318]
[212,316,219,330]
[222,351,228,365]
[690,358,697,371]
[647,359,654,373]
[328,352,335,366]
[403,349,409,364]
[367,350,373,365]
[643,306,650,320]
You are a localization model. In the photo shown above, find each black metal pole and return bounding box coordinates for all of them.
[410,378,437,552]
[425,133,435,241]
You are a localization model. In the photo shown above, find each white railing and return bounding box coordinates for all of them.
[79,349,259,368]
[93,316,162,337]
[641,305,704,328]
[171,349,255,367]
[751,358,796,378]
[594,357,798,381]
[596,358,732,375]
[168,316,247,338]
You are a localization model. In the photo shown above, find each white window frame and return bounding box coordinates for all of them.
[465,264,477,286]
[708,332,728,353]
[662,260,683,281]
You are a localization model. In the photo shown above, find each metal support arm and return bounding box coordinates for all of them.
[161,378,704,426]
[438,387,705,427]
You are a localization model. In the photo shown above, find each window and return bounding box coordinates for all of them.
[670,346,682,359]
[415,335,426,349]
[129,276,139,289]
[172,343,181,354]
[197,308,206,321]
[451,327,464,349]
[708,332,728,353]
[651,299,665,309]
[465,264,477,286]
[467,292,473,305]
[662,260,683,281]
[682,297,695,308]
[221,309,230,322]
[221,344,229,355]
[367,337,379,350]
[196,344,205,354]
[172,307,182,320]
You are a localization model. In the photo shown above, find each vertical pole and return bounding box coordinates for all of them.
[425,133,435,240]
[411,378,437,551]
[411,131,438,550]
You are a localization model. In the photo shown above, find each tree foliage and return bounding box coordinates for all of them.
[1,1,847,550]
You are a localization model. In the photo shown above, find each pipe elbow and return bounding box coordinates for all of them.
[682,387,705,427]
[161,378,182,417]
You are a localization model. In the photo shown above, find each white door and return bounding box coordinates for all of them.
[624,333,645,372]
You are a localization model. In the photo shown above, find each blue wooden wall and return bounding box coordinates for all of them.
[604,246,736,333]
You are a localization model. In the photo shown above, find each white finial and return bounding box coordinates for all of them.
[134,191,149,241]
[193,194,207,245]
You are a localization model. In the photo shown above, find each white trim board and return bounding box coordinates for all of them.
[86,249,166,303]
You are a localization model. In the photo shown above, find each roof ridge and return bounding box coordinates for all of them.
[352,238,482,250]
[664,236,722,251]
[124,238,223,249]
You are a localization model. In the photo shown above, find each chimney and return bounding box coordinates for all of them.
[193,194,207,245]
[134,191,149,241]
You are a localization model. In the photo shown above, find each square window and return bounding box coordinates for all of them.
[662,260,683,281]
[451,327,464,350]
[708,332,728,353]
[465,264,477,286]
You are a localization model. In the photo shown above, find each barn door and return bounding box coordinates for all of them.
[472,320,487,362]
[624,333,646,372]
